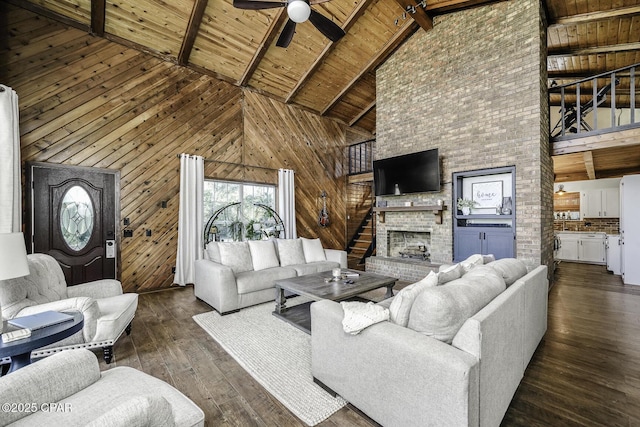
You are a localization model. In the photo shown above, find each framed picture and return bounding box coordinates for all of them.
[472,181,503,208]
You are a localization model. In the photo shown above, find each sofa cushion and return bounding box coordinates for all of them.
[86,394,176,427]
[205,242,222,263]
[486,258,528,286]
[388,271,438,327]
[437,263,463,285]
[236,267,297,294]
[276,239,306,267]
[218,242,253,274]
[301,237,327,263]
[247,240,280,271]
[407,267,506,343]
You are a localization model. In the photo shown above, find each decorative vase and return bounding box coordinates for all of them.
[461,207,471,215]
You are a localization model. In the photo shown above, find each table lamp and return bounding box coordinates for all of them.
[0,232,30,332]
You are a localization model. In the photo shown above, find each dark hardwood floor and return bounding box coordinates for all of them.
[97,262,640,426]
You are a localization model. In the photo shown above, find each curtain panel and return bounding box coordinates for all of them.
[0,85,22,233]
[277,169,296,239]
[174,154,204,286]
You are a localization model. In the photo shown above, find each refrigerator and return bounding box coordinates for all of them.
[620,175,640,285]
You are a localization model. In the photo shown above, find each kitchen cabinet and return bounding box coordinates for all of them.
[555,232,606,264]
[581,188,619,218]
[556,233,579,260]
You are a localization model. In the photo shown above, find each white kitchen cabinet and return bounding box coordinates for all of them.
[581,188,619,218]
[555,232,606,264]
[556,233,579,261]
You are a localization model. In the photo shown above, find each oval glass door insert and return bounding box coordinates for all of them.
[60,185,94,251]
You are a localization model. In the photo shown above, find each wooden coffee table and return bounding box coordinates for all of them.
[273,269,397,334]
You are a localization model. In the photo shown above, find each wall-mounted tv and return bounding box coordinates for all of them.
[373,148,440,196]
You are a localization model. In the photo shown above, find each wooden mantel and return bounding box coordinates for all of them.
[373,205,447,224]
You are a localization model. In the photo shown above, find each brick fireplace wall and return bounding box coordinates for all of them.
[375,0,554,272]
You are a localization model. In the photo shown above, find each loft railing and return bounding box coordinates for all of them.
[550,63,639,140]
[348,139,375,175]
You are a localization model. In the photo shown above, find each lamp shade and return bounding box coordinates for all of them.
[287,0,310,23]
[0,232,30,281]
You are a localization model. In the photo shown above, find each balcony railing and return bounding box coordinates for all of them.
[550,63,640,140]
[348,139,374,175]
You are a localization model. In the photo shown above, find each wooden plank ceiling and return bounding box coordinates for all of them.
[6,0,640,181]
[547,0,640,182]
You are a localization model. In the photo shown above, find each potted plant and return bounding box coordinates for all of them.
[457,198,476,215]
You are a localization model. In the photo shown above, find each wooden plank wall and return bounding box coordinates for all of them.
[1,4,373,292]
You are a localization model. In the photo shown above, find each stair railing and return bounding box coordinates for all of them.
[550,62,638,140]
[348,139,375,175]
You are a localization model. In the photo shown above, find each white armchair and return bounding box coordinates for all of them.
[0,349,204,426]
[0,254,137,363]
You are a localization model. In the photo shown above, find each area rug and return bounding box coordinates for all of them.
[192,297,347,426]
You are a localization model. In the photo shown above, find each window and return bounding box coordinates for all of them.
[203,180,280,241]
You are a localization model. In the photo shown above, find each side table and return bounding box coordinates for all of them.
[0,311,84,374]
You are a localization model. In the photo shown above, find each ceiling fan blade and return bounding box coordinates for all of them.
[276,19,297,48]
[308,10,345,43]
[233,0,286,10]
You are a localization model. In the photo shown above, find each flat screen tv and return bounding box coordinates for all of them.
[373,148,440,196]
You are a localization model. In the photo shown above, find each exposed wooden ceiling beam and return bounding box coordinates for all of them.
[284,0,375,103]
[548,42,640,58]
[394,0,433,32]
[178,0,209,66]
[548,5,640,27]
[239,10,289,86]
[424,0,505,14]
[583,151,596,179]
[350,99,376,127]
[90,0,105,36]
[321,19,417,115]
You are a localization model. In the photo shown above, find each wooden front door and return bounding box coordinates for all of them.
[27,162,120,285]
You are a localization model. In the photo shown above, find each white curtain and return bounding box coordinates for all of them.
[174,154,204,286]
[278,169,296,239]
[0,85,22,233]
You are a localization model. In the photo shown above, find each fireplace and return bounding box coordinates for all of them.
[387,230,431,261]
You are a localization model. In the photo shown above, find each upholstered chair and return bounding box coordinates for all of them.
[0,349,205,426]
[0,253,138,363]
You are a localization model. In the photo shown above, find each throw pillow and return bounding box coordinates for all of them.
[247,240,280,271]
[486,258,528,286]
[341,301,389,335]
[301,237,327,263]
[407,268,506,343]
[437,263,463,285]
[218,242,253,274]
[482,254,496,264]
[460,254,484,273]
[205,242,221,263]
[388,271,438,327]
[276,239,306,266]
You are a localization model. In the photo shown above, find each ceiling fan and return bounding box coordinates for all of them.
[232,0,346,48]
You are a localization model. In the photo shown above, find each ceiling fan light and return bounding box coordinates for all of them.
[288,0,310,23]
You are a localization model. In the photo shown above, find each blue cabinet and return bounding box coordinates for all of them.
[453,167,516,262]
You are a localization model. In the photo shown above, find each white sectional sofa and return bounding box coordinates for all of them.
[311,256,548,427]
[194,237,347,314]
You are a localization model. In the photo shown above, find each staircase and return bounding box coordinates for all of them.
[347,210,375,270]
